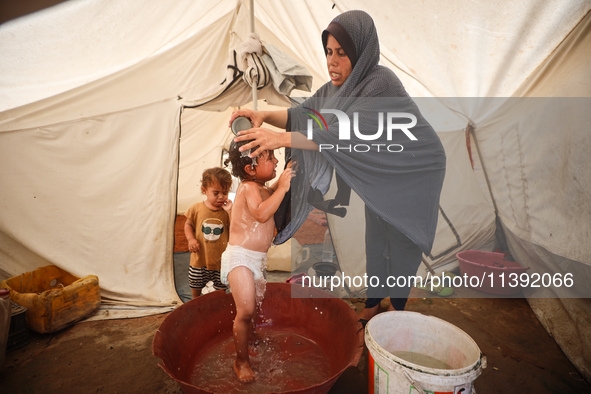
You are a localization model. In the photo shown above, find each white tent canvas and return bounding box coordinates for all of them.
[1,0,590,381]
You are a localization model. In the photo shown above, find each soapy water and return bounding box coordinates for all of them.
[249,220,260,233]
[393,351,453,370]
[190,329,331,393]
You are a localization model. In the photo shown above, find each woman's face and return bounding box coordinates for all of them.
[326,34,353,87]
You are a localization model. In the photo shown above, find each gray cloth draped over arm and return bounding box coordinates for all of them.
[274,10,446,254]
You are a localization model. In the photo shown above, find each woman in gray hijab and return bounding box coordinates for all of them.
[232,10,446,324]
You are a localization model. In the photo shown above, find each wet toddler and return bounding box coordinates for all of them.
[221,142,292,383]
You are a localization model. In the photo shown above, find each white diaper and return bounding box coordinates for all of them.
[220,244,268,286]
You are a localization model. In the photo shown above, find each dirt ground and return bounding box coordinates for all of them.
[2,214,589,393]
[1,287,589,394]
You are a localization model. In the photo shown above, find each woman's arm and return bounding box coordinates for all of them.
[259,110,288,129]
[235,129,318,158]
[229,109,288,129]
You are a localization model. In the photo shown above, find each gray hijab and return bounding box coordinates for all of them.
[277,10,446,255]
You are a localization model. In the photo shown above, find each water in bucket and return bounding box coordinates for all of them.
[393,351,453,370]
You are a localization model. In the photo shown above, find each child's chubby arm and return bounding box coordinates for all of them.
[184,219,201,253]
[244,167,293,223]
[269,161,292,192]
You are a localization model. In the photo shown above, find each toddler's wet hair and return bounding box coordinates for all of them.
[224,140,260,181]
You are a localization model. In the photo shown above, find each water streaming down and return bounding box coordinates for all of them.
[191,329,331,393]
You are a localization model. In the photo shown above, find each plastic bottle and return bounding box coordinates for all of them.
[322,229,334,263]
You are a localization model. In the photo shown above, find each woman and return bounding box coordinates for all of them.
[231,10,446,323]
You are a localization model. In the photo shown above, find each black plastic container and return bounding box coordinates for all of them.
[7,304,29,351]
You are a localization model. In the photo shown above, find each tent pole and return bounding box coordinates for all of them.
[249,0,258,111]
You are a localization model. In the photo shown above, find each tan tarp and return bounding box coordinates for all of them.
[500,10,591,381]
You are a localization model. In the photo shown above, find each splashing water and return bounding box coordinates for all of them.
[190,329,331,393]
[254,277,266,311]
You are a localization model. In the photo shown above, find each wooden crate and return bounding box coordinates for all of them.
[0,265,100,333]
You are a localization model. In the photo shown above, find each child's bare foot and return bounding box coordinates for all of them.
[234,360,256,383]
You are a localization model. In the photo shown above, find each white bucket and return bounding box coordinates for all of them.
[365,311,486,394]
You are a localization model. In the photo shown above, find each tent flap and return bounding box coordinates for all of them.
[0,100,182,306]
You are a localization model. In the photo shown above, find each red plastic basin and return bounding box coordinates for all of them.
[152,282,363,393]
[456,250,530,295]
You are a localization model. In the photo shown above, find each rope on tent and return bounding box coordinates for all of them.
[181,53,244,109]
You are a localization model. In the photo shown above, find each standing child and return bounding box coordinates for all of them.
[184,167,233,298]
[222,141,292,383]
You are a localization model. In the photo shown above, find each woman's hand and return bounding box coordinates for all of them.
[229,109,265,128]
[234,128,289,158]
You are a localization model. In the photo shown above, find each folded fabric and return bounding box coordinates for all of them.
[262,44,312,96]
[238,33,270,89]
